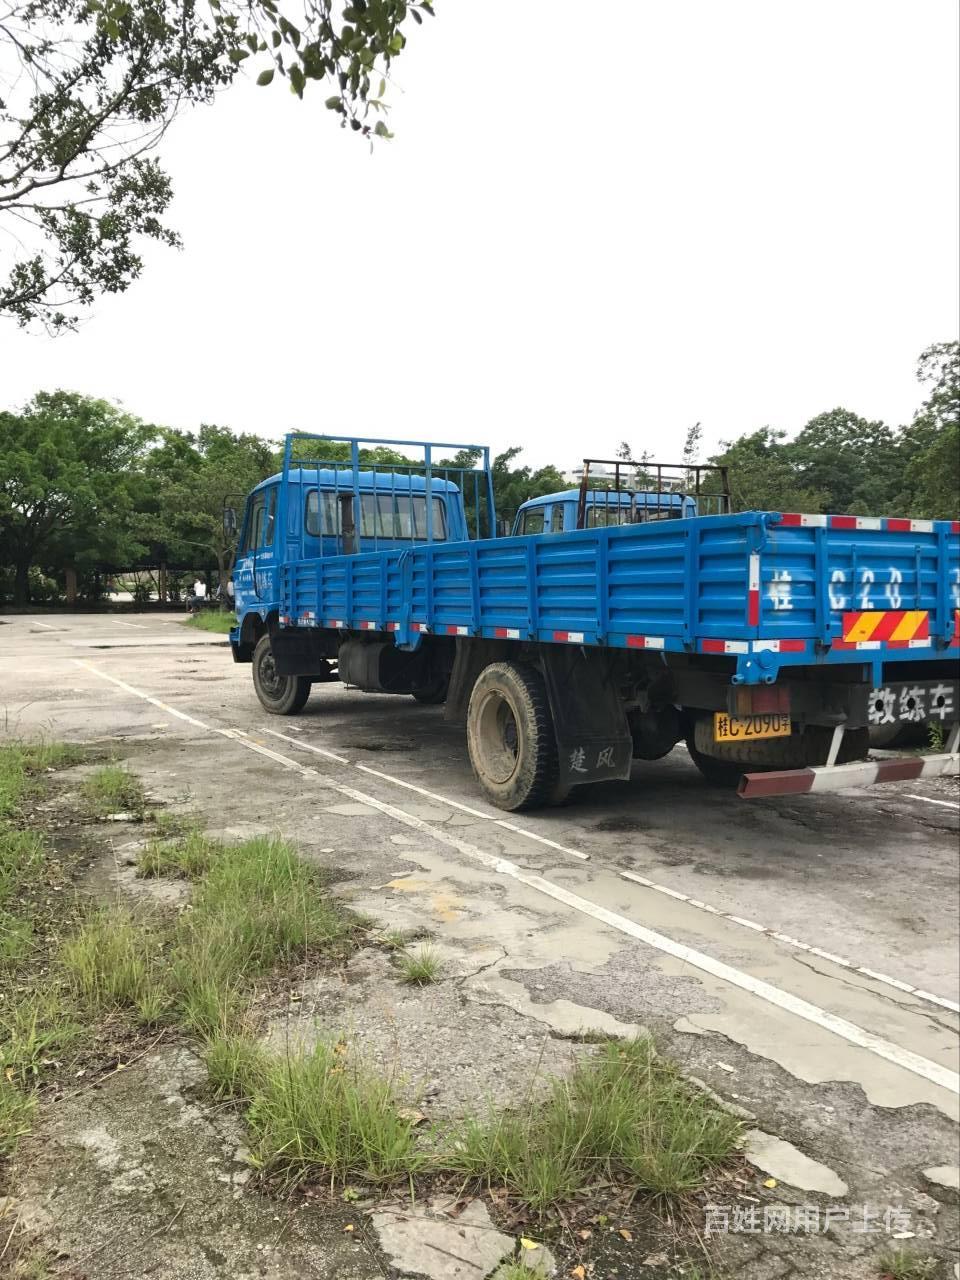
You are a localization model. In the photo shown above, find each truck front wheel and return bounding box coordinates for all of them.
[252,635,311,715]
[466,662,560,811]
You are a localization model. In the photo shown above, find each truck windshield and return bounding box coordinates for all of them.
[305,490,448,541]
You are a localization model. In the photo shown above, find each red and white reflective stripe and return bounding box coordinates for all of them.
[887,638,932,650]
[781,513,956,533]
[553,630,585,644]
[752,639,805,653]
[701,639,750,655]
[279,615,292,625]
[411,622,429,633]
[747,552,760,626]
[830,515,881,531]
[831,638,882,651]
[493,627,521,640]
[326,619,345,629]
[779,513,827,528]
[626,635,665,650]
[887,518,934,533]
[739,752,959,799]
[299,612,317,625]
[445,625,469,636]
[360,620,377,631]
[386,621,400,631]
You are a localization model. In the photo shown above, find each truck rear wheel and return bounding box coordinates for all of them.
[466,662,560,811]
[252,635,311,715]
[685,715,869,785]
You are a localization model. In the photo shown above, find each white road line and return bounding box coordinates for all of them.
[268,726,957,1009]
[903,793,960,811]
[72,661,210,730]
[621,870,960,1015]
[110,621,146,630]
[72,661,960,1099]
[32,620,60,630]
[260,726,590,861]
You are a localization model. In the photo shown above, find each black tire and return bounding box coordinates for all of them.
[252,634,311,715]
[412,679,449,705]
[466,662,560,811]
[684,736,745,786]
[685,715,869,785]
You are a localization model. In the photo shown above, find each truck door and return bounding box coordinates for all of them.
[234,485,278,613]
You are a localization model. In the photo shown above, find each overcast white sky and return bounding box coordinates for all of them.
[1,0,958,469]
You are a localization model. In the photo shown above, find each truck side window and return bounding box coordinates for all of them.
[304,490,337,536]
[262,488,276,546]
[521,509,545,534]
[550,506,565,533]
[242,493,266,553]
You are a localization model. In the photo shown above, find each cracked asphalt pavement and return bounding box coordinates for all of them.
[1,610,958,1277]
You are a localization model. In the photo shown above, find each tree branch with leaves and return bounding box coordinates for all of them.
[0,0,433,329]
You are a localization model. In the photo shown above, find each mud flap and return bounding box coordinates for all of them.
[539,647,633,788]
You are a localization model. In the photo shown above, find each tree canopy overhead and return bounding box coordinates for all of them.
[0,0,433,330]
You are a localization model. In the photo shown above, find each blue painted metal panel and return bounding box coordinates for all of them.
[272,510,960,683]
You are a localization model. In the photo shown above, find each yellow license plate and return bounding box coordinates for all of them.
[714,711,791,743]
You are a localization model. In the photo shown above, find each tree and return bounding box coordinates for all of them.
[1,0,433,330]
[787,408,899,515]
[709,427,825,514]
[0,391,153,602]
[143,424,276,595]
[895,341,959,519]
[490,447,567,527]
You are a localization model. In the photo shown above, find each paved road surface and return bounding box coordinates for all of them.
[2,611,958,1273]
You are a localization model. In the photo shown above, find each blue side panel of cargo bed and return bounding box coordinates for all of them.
[278,512,959,681]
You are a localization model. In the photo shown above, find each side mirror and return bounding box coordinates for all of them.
[223,507,238,538]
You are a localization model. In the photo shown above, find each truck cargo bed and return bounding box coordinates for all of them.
[280,511,960,684]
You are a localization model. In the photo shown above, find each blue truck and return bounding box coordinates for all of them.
[228,433,960,810]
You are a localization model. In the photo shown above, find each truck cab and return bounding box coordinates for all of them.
[233,467,468,632]
[512,488,697,535]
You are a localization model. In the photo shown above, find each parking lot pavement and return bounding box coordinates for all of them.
[2,610,959,1271]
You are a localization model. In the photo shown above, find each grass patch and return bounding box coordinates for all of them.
[60,908,167,1016]
[0,1079,37,1159]
[0,988,80,1086]
[205,1033,272,1101]
[137,829,221,879]
[184,610,236,634]
[63,835,352,1039]
[244,1039,428,1184]
[397,943,442,985]
[0,741,82,819]
[81,764,145,818]
[0,741,86,1158]
[0,829,46,968]
[877,1247,939,1280]
[445,1037,741,1209]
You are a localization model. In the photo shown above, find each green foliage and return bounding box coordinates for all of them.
[444,1038,742,1209]
[1,0,433,329]
[397,943,442,985]
[492,447,568,529]
[0,393,153,604]
[0,1078,36,1159]
[245,1039,429,1183]
[137,830,222,879]
[61,908,167,1014]
[183,610,238,633]
[81,765,146,818]
[876,1246,939,1280]
[708,344,959,518]
[141,425,276,586]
